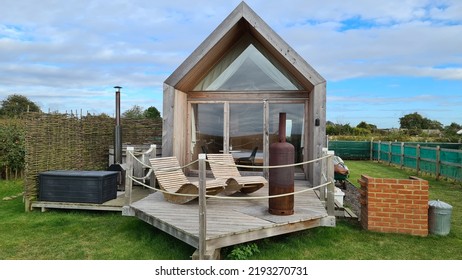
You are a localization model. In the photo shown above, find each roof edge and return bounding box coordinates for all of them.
[165,1,325,88]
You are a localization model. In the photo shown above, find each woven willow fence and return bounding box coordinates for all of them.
[23,113,162,210]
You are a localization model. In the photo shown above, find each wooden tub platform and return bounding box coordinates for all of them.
[30,186,153,212]
[125,179,335,259]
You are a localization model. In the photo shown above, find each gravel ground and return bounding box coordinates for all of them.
[337,180,361,218]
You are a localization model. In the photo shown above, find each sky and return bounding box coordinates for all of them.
[1,0,461,129]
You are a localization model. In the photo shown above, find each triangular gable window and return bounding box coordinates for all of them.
[194,34,303,91]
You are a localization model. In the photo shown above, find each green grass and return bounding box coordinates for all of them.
[1,161,461,260]
[0,180,195,260]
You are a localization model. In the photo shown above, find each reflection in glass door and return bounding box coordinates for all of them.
[269,103,305,167]
[229,103,263,168]
[190,102,304,173]
[191,103,224,160]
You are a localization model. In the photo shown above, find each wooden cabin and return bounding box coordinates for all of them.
[163,1,326,188]
[125,2,335,260]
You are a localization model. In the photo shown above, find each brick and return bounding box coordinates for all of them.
[414,190,427,195]
[374,221,391,227]
[399,199,414,204]
[377,212,391,218]
[390,213,405,219]
[376,192,392,198]
[399,189,414,195]
[375,183,391,189]
[413,219,428,225]
[368,207,382,213]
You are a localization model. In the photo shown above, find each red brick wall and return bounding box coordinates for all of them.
[358,175,429,236]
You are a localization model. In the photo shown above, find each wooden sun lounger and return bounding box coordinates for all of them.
[206,153,267,194]
[149,157,225,204]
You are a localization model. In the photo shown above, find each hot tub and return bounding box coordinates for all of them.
[39,170,118,204]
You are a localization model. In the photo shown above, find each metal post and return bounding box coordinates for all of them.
[114,86,122,165]
[198,153,207,260]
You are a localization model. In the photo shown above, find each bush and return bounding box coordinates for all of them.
[0,119,25,179]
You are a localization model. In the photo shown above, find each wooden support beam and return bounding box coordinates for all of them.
[198,153,207,260]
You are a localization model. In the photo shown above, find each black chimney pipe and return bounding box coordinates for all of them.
[114,86,122,165]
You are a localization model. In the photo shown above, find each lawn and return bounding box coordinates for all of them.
[1,160,461,260]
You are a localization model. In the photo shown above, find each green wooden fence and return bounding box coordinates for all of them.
[328,140,462,181]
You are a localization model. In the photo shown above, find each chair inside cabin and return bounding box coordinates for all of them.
[235,146,258,166]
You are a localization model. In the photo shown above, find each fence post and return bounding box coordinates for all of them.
[370,138,373,161]
[400,142,405,169]
[436,146,441,180]
[377,140,381,162]
[198,153,207,260]
[416,144,421,175]
[388,141,392,165]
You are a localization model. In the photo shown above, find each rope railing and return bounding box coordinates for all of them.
[127,149,199,172]
[124,149,334,200]
[128,173,332,200]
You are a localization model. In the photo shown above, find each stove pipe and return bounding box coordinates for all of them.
[114,86,122,165]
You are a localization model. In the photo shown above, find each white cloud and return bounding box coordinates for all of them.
[0,0,461,126]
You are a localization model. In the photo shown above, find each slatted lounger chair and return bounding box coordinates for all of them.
[207,153,267,194]
[149,157,226,204]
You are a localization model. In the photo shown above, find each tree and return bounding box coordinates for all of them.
[399,112,444,130]
[326,122,353,135]
[143,106,161,120]
[356,121,377,132]
[443,122,462,137]
[0,94,41,117]
[399,112,425,130]
[122,105,144,119]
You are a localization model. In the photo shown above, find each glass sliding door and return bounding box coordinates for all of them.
[191,103,224,162]
[190,101,305,174]
[229,103,264,168]
[269,103,305,167]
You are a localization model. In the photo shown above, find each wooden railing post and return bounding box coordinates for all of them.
[198,153,207,260]
[123,146,134,216]
[326,150,335,216]
[143,144,157,189]
[321,148,328,202]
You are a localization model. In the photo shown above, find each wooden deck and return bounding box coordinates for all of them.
[126,179,335,257]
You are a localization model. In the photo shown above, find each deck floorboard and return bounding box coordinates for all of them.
[129,180,333,250]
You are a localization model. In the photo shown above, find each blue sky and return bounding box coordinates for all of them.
[0,0,461,128]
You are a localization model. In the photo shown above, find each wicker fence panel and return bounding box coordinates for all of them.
[23,113,162,208]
